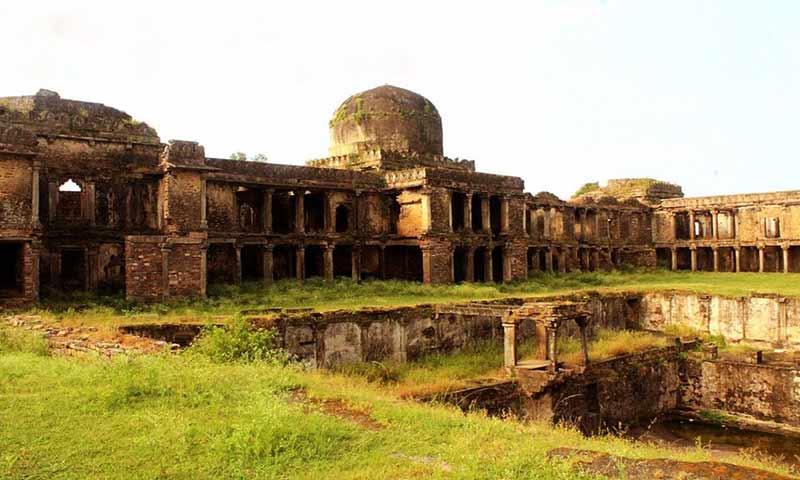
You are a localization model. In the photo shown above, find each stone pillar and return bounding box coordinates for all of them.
[579,209,587,241]
[712,246,719,272]
[262,189,272,234]
[545,247,553,273]
[546,325,558,372]
[31,163,41,228]
[421,246,432,285]
[689,210,696,240]
[758,245,765,273]
[484,248,493,282]
[323,244,334,280]
[481,194,491,234]
[734,246,741,273]
[577,318,590,366]
[351,245,361,281]
[87,246,99,290]
[731,210,738,239]
[503,245,512,283]
[324,191,335,233]
[295,192,305,234]
[500,195,509,233]
[160,244,170,301]
[466,246,475,282]
[559,249,567,273]
[783,245,790,274]
[464,192,472,233]
[85,181,96,225]
[711,210,719,240]
[591,249,600,272]
[690,246,697,272]
[669,212,677,240]
[199,243,208,297]
[502,321,517,368]
[262,244,273,285]
[200,179,208,230]
[234,245,242,284]
[295,245,305,281]
[671,247,678,271]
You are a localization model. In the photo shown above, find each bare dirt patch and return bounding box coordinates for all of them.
[548,447,794,480]
[289,389,385,431]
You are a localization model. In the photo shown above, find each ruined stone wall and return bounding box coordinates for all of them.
[683,359,800,427]
[0,157,32,230]
[639,292,800,348]
[422,240,452,284]
[206,182,237,232]
[161,171,203,235]
[358,192,388,236]
[124,236,164,302]
[397,189,425,237]
[167,240,204,298]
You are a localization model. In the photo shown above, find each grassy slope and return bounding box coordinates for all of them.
[27,271,800,327]
[2,350,794,480]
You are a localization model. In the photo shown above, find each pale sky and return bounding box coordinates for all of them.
[3,1,799,199]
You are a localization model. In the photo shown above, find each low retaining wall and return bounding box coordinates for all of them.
[639,292,800,348]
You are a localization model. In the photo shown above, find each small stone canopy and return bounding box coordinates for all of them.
[502,301,591,372]
[328,85,443,156]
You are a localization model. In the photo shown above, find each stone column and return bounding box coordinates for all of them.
[731,210,738,239]
[449,246,456,283]
[31,163,41,228]
[711,210,719,240]
[262,244,273,285]
[734,246,741,273]
[481,194,491,234]
[160,244,170,301]
[199,243,208,297]
[669,212,677,240]
[577,318,590,366]
[324,191,335,233]
[782,244,790,274]
[758,245,765,273]
[464,192,472,233]
[262,189,273,234]
[466,246,475,282]
[712,246,719,272]
[295,192,305,234]
[85,181,96,226]
[421,245,432,285]
[503,245,512,283]
[295,245,305,281]
[559,249,567,273]
[502,321,517,368]
[351,245,361,282]
[546,325,559,372]
[545,247,554,273]
[591,249,600,272]
[48,181,58,223]
[690,246,697,272]
[200,179,208,230]
[234,245,242,284]
[500,195,509,233]
[485,248,493,282]
[323,244,334,280]
[671,247,678,271]
[689,210,696,240]
[579,209,587,241]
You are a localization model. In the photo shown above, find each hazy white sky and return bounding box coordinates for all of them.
[3,1,799,199]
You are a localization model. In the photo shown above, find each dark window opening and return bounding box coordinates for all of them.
[451,193,466,231]
[474,247,487,282]
[236,188,263,233]
[489,196,502,235]
[359,246,382,280]
[385,246,422,281]
[453,247,467,283]
[491,246,504,281]
[333,246,352,278]
[207,244,236,285]
[525,209,533,235]
[765,218,780,239]
[304,245,324,279]
[273,191,296,234]
[656,248,671,269]
[273,245,296,280]
[61,249,85,291]
[335,205,350,233]
[57,179,82,219]
[241,245,263,281]
[304,192,326,233]
[527,248,538,275]
[471,194,482,232]
[552,250,560,273]
[696,247,714,272]
[676,248,692,271]
[388,194,401,235]
[675,213,691,240]
[537,214,546,238]
[540,250,548,271]
[0,243,24,296]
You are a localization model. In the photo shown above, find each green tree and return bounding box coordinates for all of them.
[573,181,600,198]
[229,152,247,161]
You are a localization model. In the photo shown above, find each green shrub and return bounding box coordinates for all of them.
[0,327,49,356]
[189,316,291,364]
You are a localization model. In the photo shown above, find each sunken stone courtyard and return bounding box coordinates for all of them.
[2,86,800,479]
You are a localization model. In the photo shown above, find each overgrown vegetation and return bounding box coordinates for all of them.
[189,316,291,364]
[573,181,600,198]
[556,329,669,364]
[0,326,49,356]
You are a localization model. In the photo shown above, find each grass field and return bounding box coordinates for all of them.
[24,270,800,327]
[1,326,794,480]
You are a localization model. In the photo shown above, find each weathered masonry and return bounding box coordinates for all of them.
[1,87,799,303]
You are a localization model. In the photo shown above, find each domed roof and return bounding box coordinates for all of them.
[329,85,443,156]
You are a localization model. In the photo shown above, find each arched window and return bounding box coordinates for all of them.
[335,204,350,233]
[239,204,256,231]
[56,179,83,219]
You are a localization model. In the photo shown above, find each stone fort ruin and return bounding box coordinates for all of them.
[1,86,799,303]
